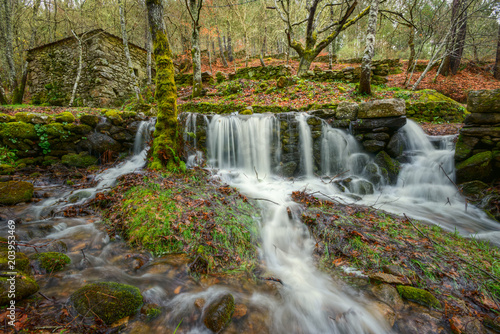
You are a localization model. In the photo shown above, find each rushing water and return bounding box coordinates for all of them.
[10,112,500,333]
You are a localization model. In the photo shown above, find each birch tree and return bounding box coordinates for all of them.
[359,0,379,95]
[146,0,181,170]
[1,0,18,93]
[184,0,203,97]
[118,0,142,101]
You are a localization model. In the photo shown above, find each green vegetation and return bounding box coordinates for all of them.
[397,285,442,309]
[104,172,259,275]
[30,252,71,272]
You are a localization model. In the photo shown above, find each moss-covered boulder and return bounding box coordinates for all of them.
[456,151,493,184]
[105,110,123,126]
[0,122,37,139]
[374,151,400,184]
[14,112,53,124]
[62,152,98,168]
[0,273,39,305]
[63,123,92,135]
[216,71,226,83]
[396,285,441,309]
[0,113,14,123]
[406,89,465,122]
[55,112,75,123]
[30,252,71,272]
[0,251,30,273]
[467,89,500,113]
[0,181,34,205]
[459,180,489,197]
[70,282,143,325]
[79,114,100,127]
[203,293,235,333]
[358,99,406,119]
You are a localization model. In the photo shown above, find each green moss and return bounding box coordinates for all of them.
[406,90,465,122]
[63,123,92,135]
[70,282,143,325]
[0,251,30,272]
[252,105,291,114]
[0,272,39,305]
[79,114,100,127]
[240,109,253,115]
[42,123,65,137]
[203,293,235,332]
[179,102,245,114]
[396,285,441,309]
[30,252,71,272]
[0,122,37,139]
[0,114,14,123]
[105,110,124,125]
[54,112,75,123]
[454,135,473,161]
[0,181,34,205]
[61,152,98,168]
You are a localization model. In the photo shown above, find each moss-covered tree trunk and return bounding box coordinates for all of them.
[146,0,180,170]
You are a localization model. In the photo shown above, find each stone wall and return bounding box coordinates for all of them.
[27,29,148,108]
[455,89,500,184]
[0,110,149,173]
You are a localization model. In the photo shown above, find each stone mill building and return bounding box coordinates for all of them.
[27,29,149,107]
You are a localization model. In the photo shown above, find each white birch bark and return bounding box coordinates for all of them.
[69,30,83,107]
[359,0,379,95]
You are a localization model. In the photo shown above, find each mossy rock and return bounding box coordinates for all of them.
[203,293,235,333]
[42,123,65,137]
[79,114,100,127]
[55,112,75,123]
[63,123,92,135]
[30,252,70,272]
[70,282,143,325]
[16,157,43,166]
[0,251,30,273]
[467,89,500,113]
[374,151,400,184]
[14,112,52,124]
[0,181,34,205]
[122,111,138,119]
[61,152,98,168]
[105,110,123,126]
[0,272,39,305]
[456,151,493,184]
[240,109,253,115]
[216,71,226,83]
[406,89,465,122]
[0,238,8,251]
[396,285,441,309]
[0,122,37,139]
[0,164,15,175]
[0,113,14,123]
[459,180,489,197]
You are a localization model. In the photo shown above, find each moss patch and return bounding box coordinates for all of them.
[70,282,143,325]
[397,285,441,309]
[62,152,98,168]
[0,181,34,205]
[0,273,39,305]
[0,122,37,139]
[55,112,75,123]
[30,252,71,272]
[0,252,30,273]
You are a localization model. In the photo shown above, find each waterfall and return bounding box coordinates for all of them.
[296,113,314,177]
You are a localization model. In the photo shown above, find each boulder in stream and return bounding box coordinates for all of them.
[70,282,143,325]
[30,252,71,272]
[203,293,235,333]
[0,273,39,305]
[0,181,34,205]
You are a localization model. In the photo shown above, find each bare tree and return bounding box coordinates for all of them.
[272,0,370,75]
[359,0,379,95]
[184,0,204,97]
[494,22,500,79]
[1,0,18,94]
[118,0,142,101]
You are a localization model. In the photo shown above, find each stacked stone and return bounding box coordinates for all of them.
[455,89,500,184]
[230,65,292,81]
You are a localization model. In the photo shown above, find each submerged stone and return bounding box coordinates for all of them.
[203,293,235,333]
[30,252,71,272]
[70,282,143,325]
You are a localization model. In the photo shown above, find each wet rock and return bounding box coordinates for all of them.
[233,303,248,319]
[396,285,441,309]
[358,99,406,119]
[450,316,485,334]
[30,252,71,272]
[80,114,100,127]
[195,298,206,310]
[371,301,396,328]
[62,152,98,168]
[456,151,493,184]
[363,140,386,153]
[455,135,479,161]
[365,132,390,141]
[336,102,359,120]
[394,312,440,334]
[374,151,400,184]
[0,181,34,205]
[467,89,500,113]
[387,132,405,158]
[0,272,39,305]
[70,282,143,325]
[105,110,123,126]
[68,190,92,203]
[459,180,489,197]
[308,109,336,119]
[45,240,68,253]
[465,112,500,125]
[344,179,374,195]
[203,293,235,333]
[352,116,406,132]
[141,303,161,321]
[86,132,122,153]
[369,272,407,285]
[0,251,30,273]
[281,161,297,177]
[371,284,404,311]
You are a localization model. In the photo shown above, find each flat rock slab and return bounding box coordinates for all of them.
[467,89,500,113]
[358,99,406,118]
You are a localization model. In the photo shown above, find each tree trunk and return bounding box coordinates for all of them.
[146,0,180,169]
[442,0,462,76]
[259,28,267,67]
[0,75,7,105]
[297,55,314,75]
[216,27,228,67]
[69,31,83,107]
[2,0,18,92]
[406,28,416,75]
[190,0,202,98]
[145,11,152,85]
[449,3,467,75]
[118,0,141,101]
[328,3,334,70]
[207,37,213,74]
[359,0,379,95]
[495,23,500,80]
[244,32,249,67]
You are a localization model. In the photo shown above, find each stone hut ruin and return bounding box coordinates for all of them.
[27,29,149,107]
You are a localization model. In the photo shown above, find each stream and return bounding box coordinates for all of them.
[8,112,500,333]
